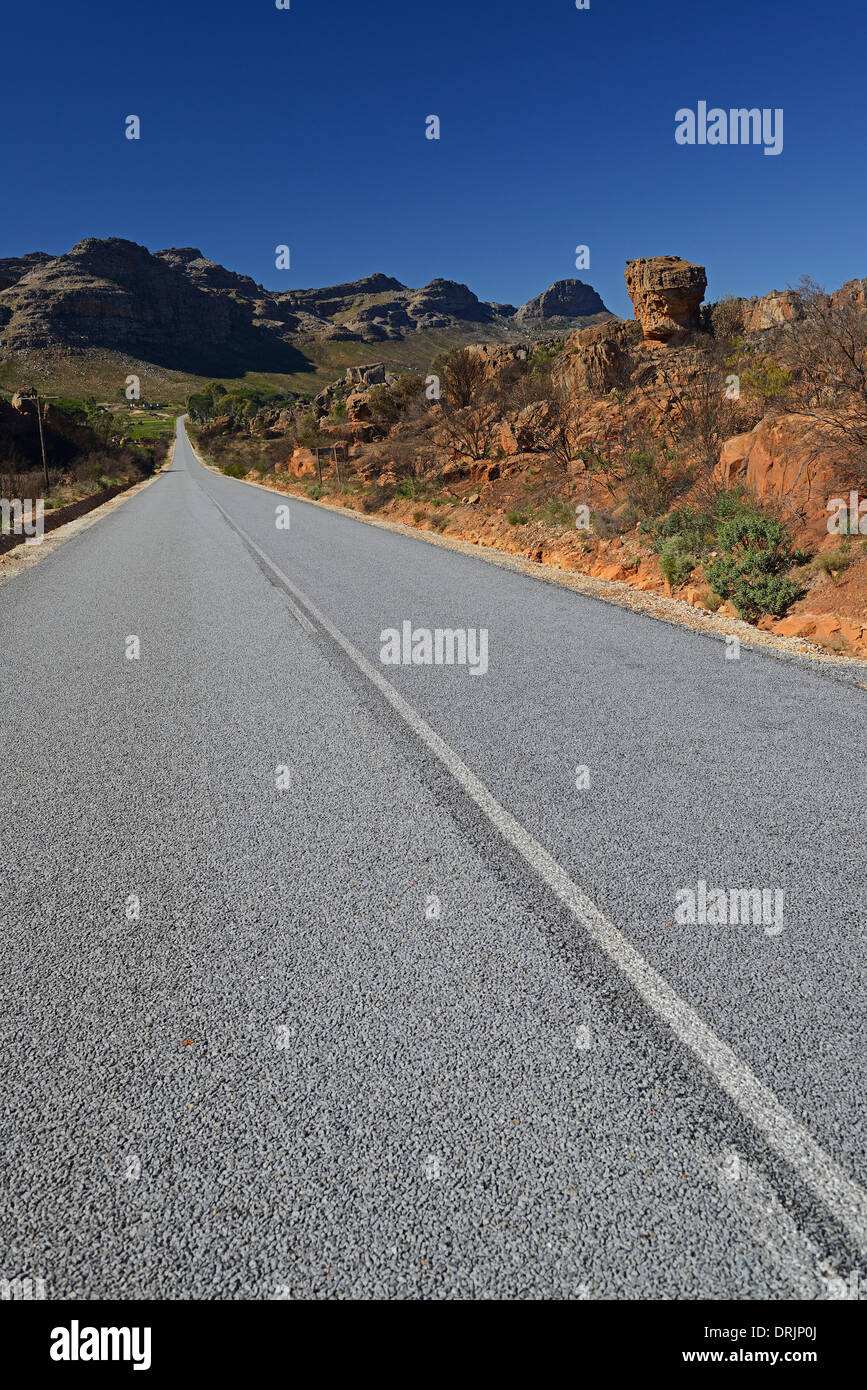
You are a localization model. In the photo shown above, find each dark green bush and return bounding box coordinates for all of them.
[706,515,803,619]
[650,489,766,557]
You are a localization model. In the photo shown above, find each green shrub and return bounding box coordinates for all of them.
[658,535,697,587]
[396,476,433,501]
[221,461,246,479]
[650,489,765,557]
[706,515,803,620]
[305,481,322,499]
[621,446,683,518]
[725,340,792,404]
[506,510,529,526]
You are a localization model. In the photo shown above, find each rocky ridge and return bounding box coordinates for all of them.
[0,238,613,370]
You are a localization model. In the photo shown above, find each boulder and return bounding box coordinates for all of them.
[345,363,387,386]
[11,389,36,413]
[775,615,817,639]
[716,414,839,513]
[624,256,707,341]
[558,319,638,393]
[516,402,552,448]
[345,390,372,421]
[501,401,552,453]
[500,421,520,456]
[289,447,318,478]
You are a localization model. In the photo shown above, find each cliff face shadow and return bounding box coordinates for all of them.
[83,332,315,377]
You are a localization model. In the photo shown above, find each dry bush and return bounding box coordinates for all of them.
[709,295,747,342]
[541,380,582,474]
[637,345,743,473]
[779,277,867,484]
[436,347,488,408]
[438,404,498,461]
[367,374,427,426]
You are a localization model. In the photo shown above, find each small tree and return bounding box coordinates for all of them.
[543,381,582,474]
[436,347,488,408]
[297,411,322,450]
[709,295,747,343]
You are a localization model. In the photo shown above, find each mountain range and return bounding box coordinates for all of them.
[0,238,611,376]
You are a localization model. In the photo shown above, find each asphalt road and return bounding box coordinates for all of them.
[0,416,864,1300]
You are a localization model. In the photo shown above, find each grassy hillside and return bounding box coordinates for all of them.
[0,320,607,407]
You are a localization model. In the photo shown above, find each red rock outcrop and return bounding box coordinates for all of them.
[624,256,707,342]
[744,290,803,331]
[716,414,839,525]
[557,319,640,393]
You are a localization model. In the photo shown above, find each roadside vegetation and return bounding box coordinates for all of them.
[0,392,170,524]
[183,281,867,646]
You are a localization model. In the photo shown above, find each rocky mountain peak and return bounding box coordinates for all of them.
[516,279,607,323]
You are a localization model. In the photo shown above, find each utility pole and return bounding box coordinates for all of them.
[17,387,49,490]
[34,392,49,491]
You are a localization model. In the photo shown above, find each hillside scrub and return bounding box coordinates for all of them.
[779,278,867,485]
[178,296,867,648]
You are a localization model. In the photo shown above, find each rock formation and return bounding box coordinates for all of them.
[624,256,707,342]
[716,414,837,521]
[558,319,640,393]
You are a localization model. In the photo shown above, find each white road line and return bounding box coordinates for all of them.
[711,1150,830,1298]
[191,427,867,1255]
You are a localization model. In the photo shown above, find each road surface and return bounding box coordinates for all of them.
[0,417,864,1299]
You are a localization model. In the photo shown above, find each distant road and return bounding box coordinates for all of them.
[0,416,863,1299]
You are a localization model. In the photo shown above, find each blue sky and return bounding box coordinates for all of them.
[4,0,865,317]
